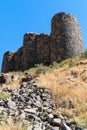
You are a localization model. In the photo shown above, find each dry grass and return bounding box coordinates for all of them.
[0,123,21,130]
[0,122,30,130]
[1,82,20,89]
[38,58,87,127]
[0,71,23,89]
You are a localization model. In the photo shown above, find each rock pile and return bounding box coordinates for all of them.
[0,77,85,130]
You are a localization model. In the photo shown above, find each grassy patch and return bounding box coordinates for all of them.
[0,114,3,120]
[59,56,81,68]
[24,64,52,75]
[0,92,9,99]
[75,113,87,127]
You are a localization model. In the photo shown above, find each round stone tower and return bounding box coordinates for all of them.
[50,12,84,62]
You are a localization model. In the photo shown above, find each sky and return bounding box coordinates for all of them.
[0,0,87,71]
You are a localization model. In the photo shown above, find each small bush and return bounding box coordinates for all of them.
[59,56,81,68]
[80,49,87,59]
[59,58,75,67]
[0,92,9,99]
[75,113,87,127]
[35,64,51,75]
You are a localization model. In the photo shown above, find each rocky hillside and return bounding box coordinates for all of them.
[0,55,87,130]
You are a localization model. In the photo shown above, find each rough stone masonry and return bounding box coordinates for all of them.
[2,12,84,73]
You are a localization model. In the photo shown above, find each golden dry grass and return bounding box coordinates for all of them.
[1,81,20,89]
[0,122,29,130]
[37,58,87,127]
[0,124,20,130]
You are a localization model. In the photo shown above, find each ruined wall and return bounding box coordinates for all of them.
[1,51,15,72]
[1,12,84,73]
[36,34,51,65]
[20,33,37,71]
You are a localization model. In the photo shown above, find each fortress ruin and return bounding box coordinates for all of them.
[2,12,84,73]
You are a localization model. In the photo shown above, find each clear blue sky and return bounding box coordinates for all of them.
[0,0,87,70]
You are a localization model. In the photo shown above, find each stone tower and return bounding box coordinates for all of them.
[1,12,84,73]
[50,12,84,62]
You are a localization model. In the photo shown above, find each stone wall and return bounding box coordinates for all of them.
[1,51,15,72]
[21,33,37,71]
[36,34,51,65]
[1,12,84,73]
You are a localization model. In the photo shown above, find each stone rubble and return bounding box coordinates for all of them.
[0,78,85,130]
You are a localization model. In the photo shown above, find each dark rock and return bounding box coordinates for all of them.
[47,113,54,123]
[71,71,78,77]
[25,114,36,122]
[0,74,6,85]
[1,51,15,73]
[2,88,12,93]
[51,118,61,127]
[0,98,8,107]
[75,126,84,130]
[0,74,14,85]
[59,100,74,109]
[66,118,76,126]
[21,73,33,83]
[60,122,72,130]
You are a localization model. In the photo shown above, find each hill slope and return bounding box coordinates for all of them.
[0,55,87,129]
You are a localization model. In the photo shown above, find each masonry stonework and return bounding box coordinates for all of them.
[2,12,84,73]
[51,12,84,62]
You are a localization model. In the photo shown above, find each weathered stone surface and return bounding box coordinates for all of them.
[1,12,84,73]
[2,51,15,72]
[60,122,72,130]
[51,118,61,126]
[36,34,51,65]
[0,74,6,85]
[13,47,23,71]
[50,12,84,62]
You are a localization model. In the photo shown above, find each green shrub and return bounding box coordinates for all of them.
[80,49,87,59]
[0,92,9,99]
[35,64,51,75]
